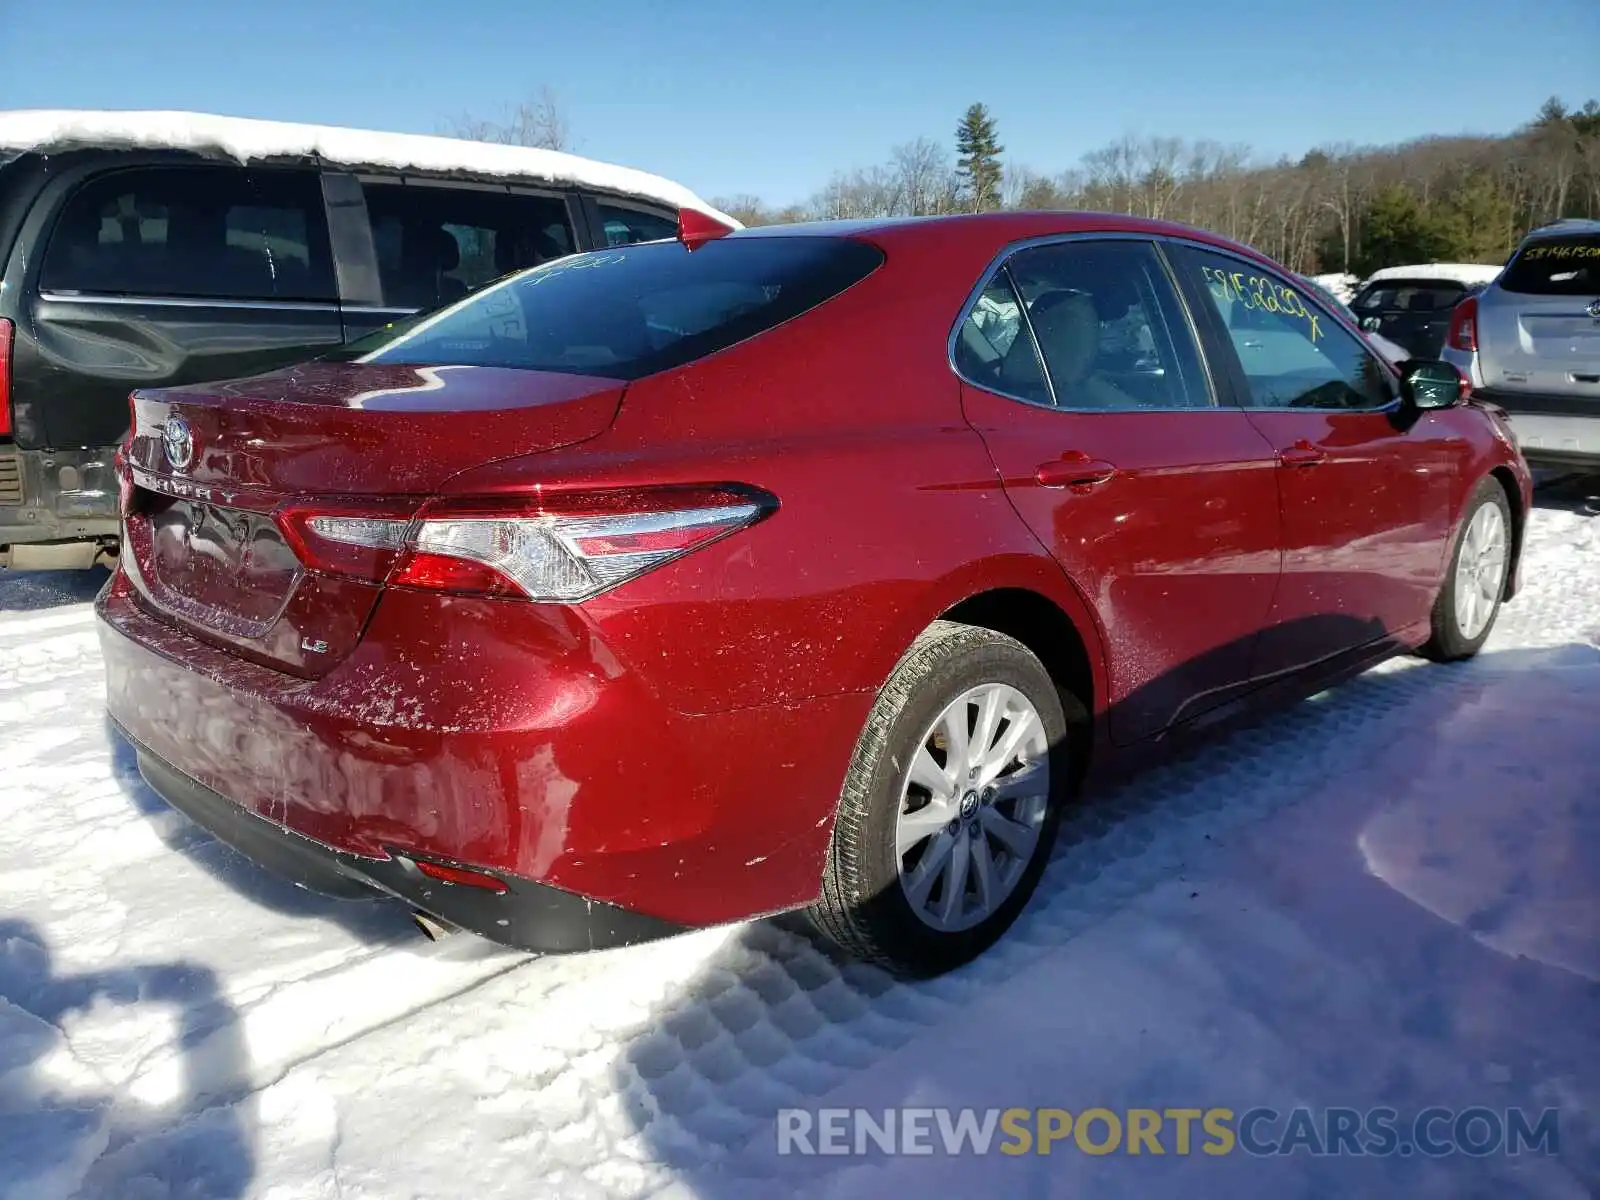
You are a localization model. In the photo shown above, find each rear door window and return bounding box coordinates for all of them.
[40,166,336,301]
[597,202,679,246]
[362,184,576,310]
[336,235,883,380]
[1500,235,1600,295]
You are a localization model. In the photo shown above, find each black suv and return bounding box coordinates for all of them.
[0,111,727,569]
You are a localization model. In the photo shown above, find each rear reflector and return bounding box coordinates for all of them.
[278,484,777,602]
[413,860,509,893]
[0,318,14,438]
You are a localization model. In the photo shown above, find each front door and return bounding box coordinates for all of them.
[1168,243,1456,678]
[955,237,1282,745]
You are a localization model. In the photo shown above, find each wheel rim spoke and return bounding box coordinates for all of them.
[897,800,953,857]
[979,706,1043,788]
[990,759,1048,804]
[971,687,1005,773]
[937,833,971,926]
[979,804,1037,858]
[969,834,997,912]
[902,830,955,910]
[941,704,971,781]
[909,745,955,801]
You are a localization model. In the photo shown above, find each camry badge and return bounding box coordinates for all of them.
[162,417,194,471]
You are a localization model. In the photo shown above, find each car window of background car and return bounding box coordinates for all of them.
[954,271,1050,407]
[598,203,679,246]
[1177,246,1393,410]
[1001,240,1211,410]
[39,166,336,301]
[1352,283,1467,312]
[345,236,884,380]
[1499,234,1600,294]
[361,184,574,310]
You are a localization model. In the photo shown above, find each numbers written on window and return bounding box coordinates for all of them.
[1176,246,1393,412]
[41,166,336,302]
[956,239,1212,411]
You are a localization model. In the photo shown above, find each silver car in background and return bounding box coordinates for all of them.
[1442,219,1600,468]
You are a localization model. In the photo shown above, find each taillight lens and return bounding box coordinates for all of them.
[1447,296,1478,353]
[0,317,14,438]
[278,485,776,602]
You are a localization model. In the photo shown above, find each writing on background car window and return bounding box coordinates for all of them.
[1200,265,1323,341]
[1520,243,1600,260]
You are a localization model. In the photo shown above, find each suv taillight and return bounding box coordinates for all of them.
[1447,296,1478,353]
[277,484,777,601]
[0,318,14,438]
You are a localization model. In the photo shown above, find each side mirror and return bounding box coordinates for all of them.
[1402,360,1464,410]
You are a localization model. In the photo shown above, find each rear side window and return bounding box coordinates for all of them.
[362,184,575,310]
[597,203,679,247]
[1500,235,1600,295]
[40,166,335,301]
[1352,282,1467,312]
[337,236,884,380]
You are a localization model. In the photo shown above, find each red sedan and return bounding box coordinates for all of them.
[98,211,1531,977]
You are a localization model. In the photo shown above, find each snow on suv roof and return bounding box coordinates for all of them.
[1360,262,1501,287]
[0,109,737,226]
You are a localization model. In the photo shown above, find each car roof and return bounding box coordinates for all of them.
[726,210,1273,262]
[1522,218,1600,241]
[0,108,735,226]
[1359,263,1502,287]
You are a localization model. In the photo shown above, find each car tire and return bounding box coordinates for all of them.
[808,620,1081,977]
[1419,478,1513,662]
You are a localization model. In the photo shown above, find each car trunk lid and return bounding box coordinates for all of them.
[120,361,625,677]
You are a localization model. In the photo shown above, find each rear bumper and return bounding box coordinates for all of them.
[1473,388,1600,465]
[0,444,121,559]
[97,569,868,938]
[124,734,687,952]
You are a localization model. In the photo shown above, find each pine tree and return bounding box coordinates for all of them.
[955,104,1004,213]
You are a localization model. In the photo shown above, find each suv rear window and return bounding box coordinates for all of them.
[335,236,884,380]
[1352,282,1468,312]
[40,166,336,301]
[1500,235,1600,295]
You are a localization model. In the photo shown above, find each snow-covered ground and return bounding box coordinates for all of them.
[2,477,1597,1200]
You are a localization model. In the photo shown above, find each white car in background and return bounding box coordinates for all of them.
[1347,263,1501,361]
[1296,275,1413,365]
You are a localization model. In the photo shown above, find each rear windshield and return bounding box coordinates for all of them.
[1351,282,1468,313]
[1500,235,1600,295]
[331,236,884,380]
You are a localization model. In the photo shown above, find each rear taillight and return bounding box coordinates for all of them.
[278,485,776,602]
[0,317,14,438]
[1447,296,1478,353]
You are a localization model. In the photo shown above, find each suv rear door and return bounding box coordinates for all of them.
[16,161,344,451]
[1477,232,1600,401]
[1349,277,1473,359]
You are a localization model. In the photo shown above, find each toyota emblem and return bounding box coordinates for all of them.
[1587,299,1600,320]
[162,417,194,471]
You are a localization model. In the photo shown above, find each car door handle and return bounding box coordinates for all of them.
[1035,455,1118,488]
[1278,440,1326,467]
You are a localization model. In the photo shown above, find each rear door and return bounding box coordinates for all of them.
[17,162,343,450]
[1349,278,1471,359]
[344,179,581,339]
[1169,243,1457,675]
[1477,233,1600,402]
[956,237,1282,745]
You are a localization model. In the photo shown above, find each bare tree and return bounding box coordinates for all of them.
[444,86,574,152]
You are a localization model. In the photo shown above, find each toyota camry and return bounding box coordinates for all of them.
[98,210,1531,976]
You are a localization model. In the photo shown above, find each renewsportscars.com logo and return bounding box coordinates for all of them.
[776,1106,1562,1158]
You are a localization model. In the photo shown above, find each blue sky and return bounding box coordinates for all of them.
[3,0,1597,206]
